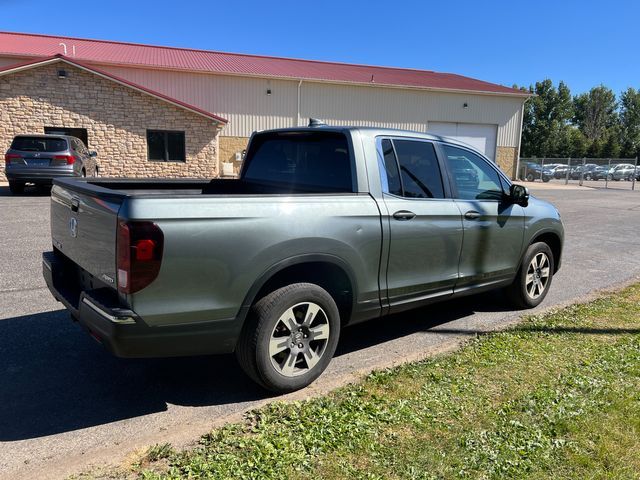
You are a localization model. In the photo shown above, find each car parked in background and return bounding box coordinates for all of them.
[550,164,569,179]
[592,165,612,180]
[569,163,600,180]
[520,161,552,182]
[607,163,637,181]
[4,134,98,194]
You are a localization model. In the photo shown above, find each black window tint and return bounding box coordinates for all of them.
[392,140,444,199]
[147,130,185,162]
[167,132,185,161]
[380,139,402,196]
[243,132,353,192]
[11,137,68,152]
[443,145,503,200]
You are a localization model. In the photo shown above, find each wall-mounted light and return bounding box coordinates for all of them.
[463,102,469,109]
[57,69,67,79]
[266,89,272,95]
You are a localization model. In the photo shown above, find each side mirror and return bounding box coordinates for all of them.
[509,184,529,207]
[89,151,97,157]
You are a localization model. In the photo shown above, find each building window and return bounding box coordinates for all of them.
[147,130,186,162]
[44,127,89,146]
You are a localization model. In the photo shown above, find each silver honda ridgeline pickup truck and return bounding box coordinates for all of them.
[43,124,564,392]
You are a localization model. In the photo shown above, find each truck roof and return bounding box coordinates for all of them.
[255,124,481,156]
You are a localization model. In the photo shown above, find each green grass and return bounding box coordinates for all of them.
[128,285,640,479]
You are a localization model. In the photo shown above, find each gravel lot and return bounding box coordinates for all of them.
[1,185,640,479]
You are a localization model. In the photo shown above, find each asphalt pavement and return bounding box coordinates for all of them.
[1,184,640,479]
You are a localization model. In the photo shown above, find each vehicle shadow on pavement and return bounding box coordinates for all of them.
[0,291,512,441]
[336,289,513,356]
[0,309,266,441]
[0,185,51,197]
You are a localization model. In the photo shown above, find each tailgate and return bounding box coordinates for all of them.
[51,182,123,286]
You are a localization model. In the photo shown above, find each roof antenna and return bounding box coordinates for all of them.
[308,118,327,127]
[58,43,67,55]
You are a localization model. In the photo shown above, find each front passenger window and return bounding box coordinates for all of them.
[443,145,504,201]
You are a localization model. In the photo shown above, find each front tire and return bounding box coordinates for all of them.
[236,283,340,393]
[505,242,554,309]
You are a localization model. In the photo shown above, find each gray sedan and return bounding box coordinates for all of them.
[4,134,99,194]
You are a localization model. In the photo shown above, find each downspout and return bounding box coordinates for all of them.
[515,97,528,181]
[296,79,303,127]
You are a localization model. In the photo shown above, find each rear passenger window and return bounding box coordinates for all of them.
[393,140,445,199]
[379,139,402,196]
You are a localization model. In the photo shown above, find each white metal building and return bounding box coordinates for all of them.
[0,31,529,177]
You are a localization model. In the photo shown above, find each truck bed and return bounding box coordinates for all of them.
[53,178,349,198]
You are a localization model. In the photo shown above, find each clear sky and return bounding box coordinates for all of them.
[0,0,637,95]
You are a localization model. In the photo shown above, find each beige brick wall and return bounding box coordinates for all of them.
[218,136,249,175]
[496,146,517,179]
[0,62,220,182]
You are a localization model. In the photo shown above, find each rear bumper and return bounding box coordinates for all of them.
[42,251,241,357]
[6,166,75,183]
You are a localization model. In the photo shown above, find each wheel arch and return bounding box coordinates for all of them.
[237,254,358,331]
[529,231,562,273]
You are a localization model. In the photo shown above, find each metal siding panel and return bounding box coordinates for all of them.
[31,63,523,145]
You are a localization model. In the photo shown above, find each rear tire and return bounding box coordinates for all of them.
[505,242,554,309]
[8,181,24,194]
[236,283,340,393]
[526,173,535,182]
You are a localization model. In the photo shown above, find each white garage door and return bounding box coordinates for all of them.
[428,122,497,161]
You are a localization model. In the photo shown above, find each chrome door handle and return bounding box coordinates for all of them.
[393,210,416,221]
[464,210,481,220]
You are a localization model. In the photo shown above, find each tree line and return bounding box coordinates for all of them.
[516,80,640,159]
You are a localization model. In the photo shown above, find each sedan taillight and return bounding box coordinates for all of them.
[117,221,164,294]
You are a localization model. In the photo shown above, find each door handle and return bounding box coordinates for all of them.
[71,198,80,213]
[464,210,481,220]
[393,210,416,221]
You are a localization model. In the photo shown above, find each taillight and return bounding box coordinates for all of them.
[54,154,76,165]
[116,221,164,294]
[5,153,20,165]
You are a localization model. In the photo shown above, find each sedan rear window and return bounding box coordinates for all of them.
[243,132,353,192]
[11,137,68,152]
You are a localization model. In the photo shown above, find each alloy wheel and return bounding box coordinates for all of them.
[268,302,330,377]
[525,252,550,299]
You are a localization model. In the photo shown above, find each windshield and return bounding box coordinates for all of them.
[11,137,68,152]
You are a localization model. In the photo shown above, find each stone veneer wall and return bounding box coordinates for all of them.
[218,136,249,175]
[496,146,518,179]
[0,62,221,182]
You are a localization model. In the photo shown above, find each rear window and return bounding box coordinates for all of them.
[243,132,353,192]
[11,137,68,152]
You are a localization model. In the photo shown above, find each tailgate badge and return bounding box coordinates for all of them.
[69,217,78,238]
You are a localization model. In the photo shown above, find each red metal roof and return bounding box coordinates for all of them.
[0,54,227,124]
[0,31,527,96]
